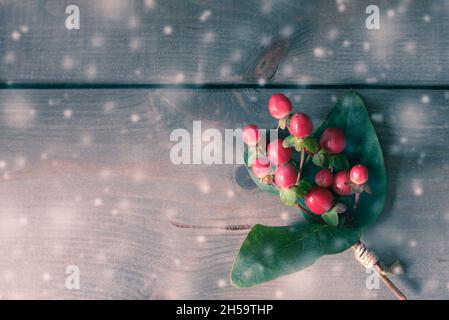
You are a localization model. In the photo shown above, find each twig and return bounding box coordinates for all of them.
[352,241,407,300]
[296,147,305,185]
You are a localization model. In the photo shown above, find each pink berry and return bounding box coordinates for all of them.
[319,128,346,154]
[333,171,353,196]
[288,113,313,138]
[268,93,292,119]
[305,187,333,215]
[274,164,297,188]
[267,139,292,165]
[350,164,369,185]
[242,124,260,146]
[251,158,271,178]
[315,169,334,188]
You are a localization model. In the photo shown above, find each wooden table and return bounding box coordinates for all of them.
[0,0,448,299]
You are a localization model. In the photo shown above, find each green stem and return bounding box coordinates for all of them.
[296,147,305,185]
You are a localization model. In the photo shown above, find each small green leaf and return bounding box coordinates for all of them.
[231,222,360,287]
[302,137,319,154]
[279,187,297,206]
[321,210,339,227]
[312,149,326,167]
[329,154,349,170]
[282,135,297,148]
[294,139,303,152]
[296,180,313,196]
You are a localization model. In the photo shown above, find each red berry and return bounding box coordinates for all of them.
[315,169,334,188]
[319,128,346,154]
[268,93,292,119]
[274,164,297,188]
[242,124,260,146]
[288,113,313,138]
[251,158,271,178]
[350,164,369,185]
[333,171,353,196]
[305,187,333,215]
[267,139,292,165]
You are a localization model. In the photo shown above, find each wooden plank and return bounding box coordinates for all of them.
[1,0,449,84]
[0,89,447,299]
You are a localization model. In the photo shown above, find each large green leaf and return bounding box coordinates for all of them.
[231,222,360,288]
[301,91,386,230]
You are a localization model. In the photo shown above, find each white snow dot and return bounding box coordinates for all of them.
[387,9,395,18]
[103,101,116,112]
[313,47,326,58]
[280,25,293,38]
[423,15,431,23]
[62,56,75,70]
[217,279,226,288]
[258,78,267,86]
[42,273,51,282]
[4,51,16,64]
[130,114,140,123]
[0,161,7,169]
[11,31,21,41]
[196,235,206,243]
[404,41,416,54]
[129,38,141,51]
[412,180,423,196]
[91,35,105,48]
[144,0,156,11]
[199,10,212,22]
[198,181,210,194]
[363,42,371,52]
[94,198,103,207]
[18,216,28,226]
[163,25,173,35]
[20,25,29,33]
[421,95,430,104]
[64,109,73,119]
[226,189,235,198]
[174,72,185,83]
[202,32,215,43]
[84,64,97,80]
[275,290,284,298]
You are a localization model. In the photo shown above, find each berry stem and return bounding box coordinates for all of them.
[294,202,315,218]
[353,192,360,210]
[296,147,305,185]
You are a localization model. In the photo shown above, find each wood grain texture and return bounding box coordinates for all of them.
[0,89,448,299]
[1,0,449,84]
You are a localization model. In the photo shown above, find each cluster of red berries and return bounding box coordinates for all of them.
[242,93,370,219]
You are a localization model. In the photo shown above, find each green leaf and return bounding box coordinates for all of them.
[311,149,326,167]
[279,188,297,206]
[321,210,339,227]
[294,139,303,152]
[231,222,360,287]
[303,91,387,230]
[295,180,312,198]
[329,154,349,170]
[282,135,297,148]
[302,137,319,154]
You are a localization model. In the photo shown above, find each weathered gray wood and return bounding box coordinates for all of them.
[0,89,447,299]
[1,0,449,84]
